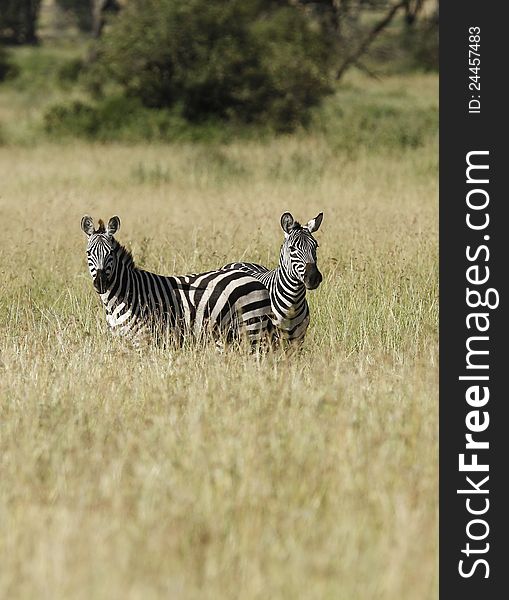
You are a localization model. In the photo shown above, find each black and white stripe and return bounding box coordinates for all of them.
[81,215,274,346]
[223,212,323,343]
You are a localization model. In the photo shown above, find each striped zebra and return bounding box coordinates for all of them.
[223,212,323,343]
[81,215,275,347]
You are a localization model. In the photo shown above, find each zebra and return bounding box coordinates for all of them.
[81,215,275,347]
[223,212,323,343]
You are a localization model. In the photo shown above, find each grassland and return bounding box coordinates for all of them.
[0,43,437,599]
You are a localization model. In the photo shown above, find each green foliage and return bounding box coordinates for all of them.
[89,0,333,130]
[0,0,41,44]
[44,100,99,138]
[319,103,437,152]
[57,57,85,84]
[0,46,19,81]
[55,0,93,33]
[44,97,143,140]
[54,0,120,34]
[43,96,260,142]
[372,17,439,75]
[4,43,86,94]
[407,18,439,72]
[43,70,438,150]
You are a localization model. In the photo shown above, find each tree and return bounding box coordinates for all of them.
[0,0,42,44]
[90,0,334,130]
[289,0,412,80]
[0,45,18,80]
[55,0,120,36]
[334,1,407,80]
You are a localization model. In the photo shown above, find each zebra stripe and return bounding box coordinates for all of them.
[223,212,323,343]
[81,216,274,346]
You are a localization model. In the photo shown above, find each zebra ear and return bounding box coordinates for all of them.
[81,215,95,236]
[107,216,120,237]
[306,212,323,233]
[281,212,294,234]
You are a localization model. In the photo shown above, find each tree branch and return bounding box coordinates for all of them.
[335,1,406,81]
[353,59,382,81]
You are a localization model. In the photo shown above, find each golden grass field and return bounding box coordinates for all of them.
[0,73,437,598]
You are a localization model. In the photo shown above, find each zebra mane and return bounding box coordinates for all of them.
[96,219,106,233]
[115,240,136,268]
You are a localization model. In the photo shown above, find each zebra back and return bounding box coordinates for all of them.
[170,268,276,345]
[222,261,309,342]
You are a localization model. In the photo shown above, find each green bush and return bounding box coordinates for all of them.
[44,97,163,141]
[89,0,333,131]
[43,96,260,142]
[398,14,439,73]
[410,19,439,72]
[44,100,101,138]
[311,96,438,152]
[57,57,85,84]
[55,0,93,33]
[0,46,19,81]
[0,0,41,44]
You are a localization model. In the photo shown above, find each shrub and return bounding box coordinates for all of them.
[44,100,101,138]
[89,0,334,131]
[0,0,41,44]
[43,96,253,142]
[45,97,161,140]
[400,13,439,73]
[54,0,93,33]
[410,19,439,72]
[0,46,19,81]
[57,57,85,84]
[311,95,438,153]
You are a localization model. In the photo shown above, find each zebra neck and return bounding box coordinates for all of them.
[266,266,309,338]
[98,244,137,315]
[115,242,135,270]
[268,266,307,313]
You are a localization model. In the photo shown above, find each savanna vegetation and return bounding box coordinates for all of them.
[0,1,438,598]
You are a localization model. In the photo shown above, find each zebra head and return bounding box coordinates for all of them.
[81,215,121,294]
[280,212,323,290]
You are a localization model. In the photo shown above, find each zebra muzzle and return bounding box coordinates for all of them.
[94,269,109,294]
[304,263,322,290]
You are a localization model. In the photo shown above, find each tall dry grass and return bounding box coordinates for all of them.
[0,103,437,597]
